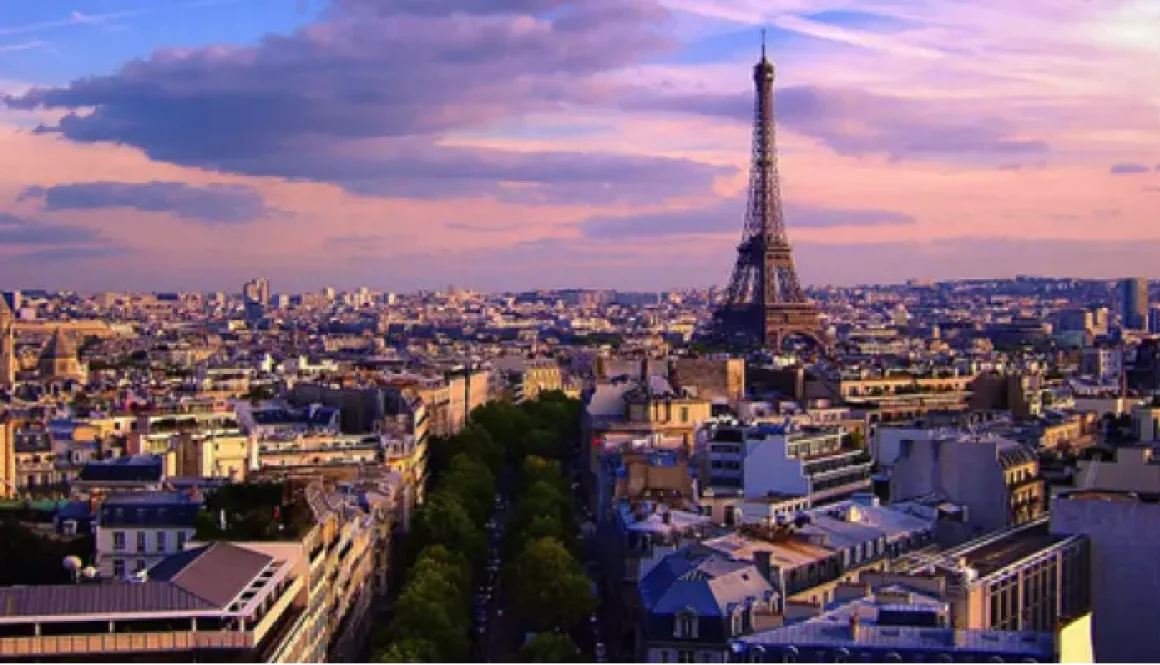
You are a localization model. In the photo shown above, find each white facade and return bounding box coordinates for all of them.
[96,524,195,577]
[706,426,871,506]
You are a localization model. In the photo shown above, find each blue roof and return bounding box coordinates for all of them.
[79,455,164,482]
[640,546,775,617]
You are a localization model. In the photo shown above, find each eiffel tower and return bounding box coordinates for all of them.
[713,37,825,350]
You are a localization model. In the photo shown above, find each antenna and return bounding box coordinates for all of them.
[761,28,767,59]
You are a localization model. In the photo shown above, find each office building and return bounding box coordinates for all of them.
[1119,277,1148,330]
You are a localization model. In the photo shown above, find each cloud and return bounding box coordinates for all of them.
[0,40,49,54]
[10,245,135,263]
[1110,162,1152,175]
[0,212,103,245]
[1,0,705,201]
[0,212,132,263]
[624,85,1050,165]
[0,9,145,37]
[579,198,915,238]
[20,181,281,224]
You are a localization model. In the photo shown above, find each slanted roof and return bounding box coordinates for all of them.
[639,546,775,617]
[40,327,77,361]
[150,542,274,607]
[0,582,215,619]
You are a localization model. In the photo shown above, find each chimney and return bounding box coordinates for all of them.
[754,549,772,582]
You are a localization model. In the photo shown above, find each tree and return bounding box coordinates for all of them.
[520,428,562,460]
[520,632,585,663]
[388,587,470,662]
[409,545,472,601]
[375,638,440,663]
[471,401,533,451]
[407,491,484,565]
[507,537,596,631]
[437,454,496,526]
[521,456,564,491]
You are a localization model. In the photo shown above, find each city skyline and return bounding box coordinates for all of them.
[1,0,1159,292]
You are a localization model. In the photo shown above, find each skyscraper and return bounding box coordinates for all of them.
[0,295,15,387]
[1119,277,1148,330]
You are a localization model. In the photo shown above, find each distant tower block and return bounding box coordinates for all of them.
[713,36,825,350]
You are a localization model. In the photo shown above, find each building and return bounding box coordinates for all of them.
[637,546,779,663]
[0,541,307,662]
[0,416,14,498]
[0,478,398,663]
[875,427,1044,535]
[889,517,1090,633]
[0,295,14,387]
[37,327,86,382]
[1119,277,1148,330]
[1051,490,1160,663]
[95,491,201,577]
[700,422,871,523]
[730,588,1086,663]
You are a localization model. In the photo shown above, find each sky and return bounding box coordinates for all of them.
[1,0,1158,293]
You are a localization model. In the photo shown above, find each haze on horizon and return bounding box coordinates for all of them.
[0,0,1158,293]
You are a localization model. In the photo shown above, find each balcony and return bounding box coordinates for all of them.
[0,631,253,658]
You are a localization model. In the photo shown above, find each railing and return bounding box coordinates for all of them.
[0,631,253,658]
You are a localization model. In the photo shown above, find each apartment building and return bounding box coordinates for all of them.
[95,491,201,577]
[888,517,1090,634]
[731,587,1087,663]
[700,422,871,523]
[876,426,1044,535]
[128,400,243,457]
[1051,489,1160,662]
[0,478,397,663]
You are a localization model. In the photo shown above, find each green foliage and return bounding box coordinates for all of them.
[374,638,440,663]
[506,537,596,631]
[194,483,310,541]
[520,632,585,663]
[377,392,585,662]
[436,454,497,526]
[0,519,94,586]
[406,491,485,566]
[469,400,533,450]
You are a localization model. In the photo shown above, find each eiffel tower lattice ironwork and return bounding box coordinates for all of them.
[713,37,825,350]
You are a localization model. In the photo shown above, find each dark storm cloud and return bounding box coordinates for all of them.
[579,198,915,238]
[21,181,278,224]
[623,86,1050,165]
[1109,162,1151,175]
[1,0,725,202]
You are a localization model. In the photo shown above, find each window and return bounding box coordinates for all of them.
[678,651,694,664]
[675,613,698,639]
[134,559,147,573]
[680,407,690,423]
[113,559,126,577]
[177,531,188,551]
[137,531,147,553]
[156,531,167,553]
[732,610,744,636]
[659,650,671,663]
[113,531,126,552]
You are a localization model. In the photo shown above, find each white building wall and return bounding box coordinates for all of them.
[1051,497,1160,663]
[743,437,809,498]
[96,525,196,577]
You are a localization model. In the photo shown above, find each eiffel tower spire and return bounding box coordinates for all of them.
[712,38,825,350]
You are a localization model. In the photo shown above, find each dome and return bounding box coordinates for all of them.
[40,327,78,362]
